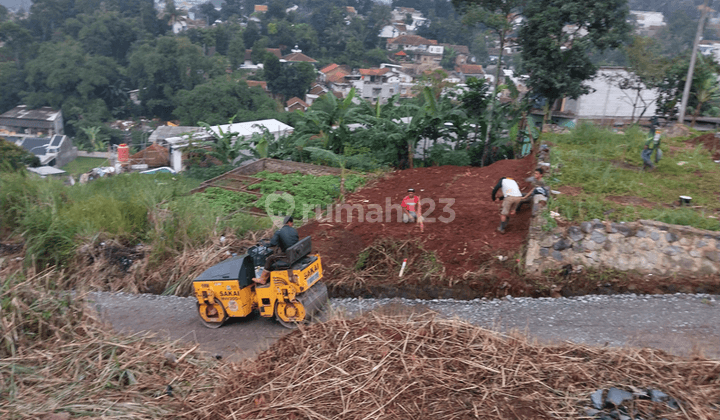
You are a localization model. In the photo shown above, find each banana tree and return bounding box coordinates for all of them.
[292,88,358,155]
[198,117,243,165]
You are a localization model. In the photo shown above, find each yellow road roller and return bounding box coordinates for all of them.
[192,236,328,328]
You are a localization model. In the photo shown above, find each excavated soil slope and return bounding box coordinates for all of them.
[298,155,537,279]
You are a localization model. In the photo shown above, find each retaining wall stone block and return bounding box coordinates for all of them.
[568,226,584,242]
[663,246,682,256]
[580,221,593,233]
[591,231,607,243]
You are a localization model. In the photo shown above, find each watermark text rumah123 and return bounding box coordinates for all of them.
[264,194,455,224]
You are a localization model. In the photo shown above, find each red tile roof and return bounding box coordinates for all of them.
[456,64,485,75]
[246,80,268,90]
[267,48,282,59]
[282,52,318,63]
[309,85,326,95]
[387,35,434,47]
[359,68,391,76]
[320,63,339,74]
[327,72,349,84]
[286,97,309,108]
[254,5,267,12]
[394,50,407,56]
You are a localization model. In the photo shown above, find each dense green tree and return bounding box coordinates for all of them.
[173,77,277,125]
[73,11,138,64]
[264,55,316,101]
[198,2,221,26]
[243,21,262,49]
[228,34,246,69]
[267,0,287,20]
[0,5,9,23]
[26,0,78,41]
[519,0,631,120]
[0,138,40,170]
[0,62,26,113]
[22,40,123,109]
[657,10,699,56]
[221,0,244,21]
[127,36,211,119]
[0,21,34,66]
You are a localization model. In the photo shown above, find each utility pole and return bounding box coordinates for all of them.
[678,0,711,126]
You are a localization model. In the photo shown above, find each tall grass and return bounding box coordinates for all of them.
[545,123,720,230]
[0,171,270,269]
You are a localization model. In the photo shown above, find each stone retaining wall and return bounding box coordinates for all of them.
[526,218,720,275]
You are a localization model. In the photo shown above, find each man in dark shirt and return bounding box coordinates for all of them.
[254,216,299,284]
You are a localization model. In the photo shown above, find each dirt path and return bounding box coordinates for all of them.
[88,292,720,362]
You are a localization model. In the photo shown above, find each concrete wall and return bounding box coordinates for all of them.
[526,218,720,275]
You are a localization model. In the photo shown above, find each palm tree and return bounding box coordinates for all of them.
[692,74,719,127]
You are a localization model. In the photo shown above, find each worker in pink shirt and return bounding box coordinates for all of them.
[401,188,424,231]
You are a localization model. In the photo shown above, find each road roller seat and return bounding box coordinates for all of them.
[273,236,312,270]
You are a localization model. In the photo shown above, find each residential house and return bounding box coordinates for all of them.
[157,119,293,172]
[148,125,211,144]
[379,25,401,39]
[171,16,206,34]
[209,119,293,142]
[386,35,441,54]
[282,50,318,65]
[440,44,470,66]
[5,134,76,167]
[319,64,355,97]
[254,5,268,13]
[0,105,64,136]
[242,48,282,68]
[390,7,428,32]
[699,40,720,63]
[286,97,309,112]
[306,83,328,105]
[319,63,351,83]
[553,67,658,125]
[455,64,486,82]
[629,11,666,36]
[352,64,415,103]
[246,80,269,93]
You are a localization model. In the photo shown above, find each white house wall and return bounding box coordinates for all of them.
[569,69,658,120]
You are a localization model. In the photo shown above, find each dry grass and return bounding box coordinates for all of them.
[327,238,445,290]
[0,268,226,419]
[180,313,720,420]
[63,228,276,295]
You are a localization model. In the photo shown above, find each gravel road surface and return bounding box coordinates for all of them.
[87,292,720,362]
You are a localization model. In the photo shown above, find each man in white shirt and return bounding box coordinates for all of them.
[491,177,523,234]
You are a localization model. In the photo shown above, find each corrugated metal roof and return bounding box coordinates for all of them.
[0,105,61,122]
[210,119,294,138]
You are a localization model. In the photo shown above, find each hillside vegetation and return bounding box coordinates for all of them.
[544,124,720,231]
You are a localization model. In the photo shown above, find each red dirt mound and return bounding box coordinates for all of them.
[298,155,537,278]
[689,133,720,160]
